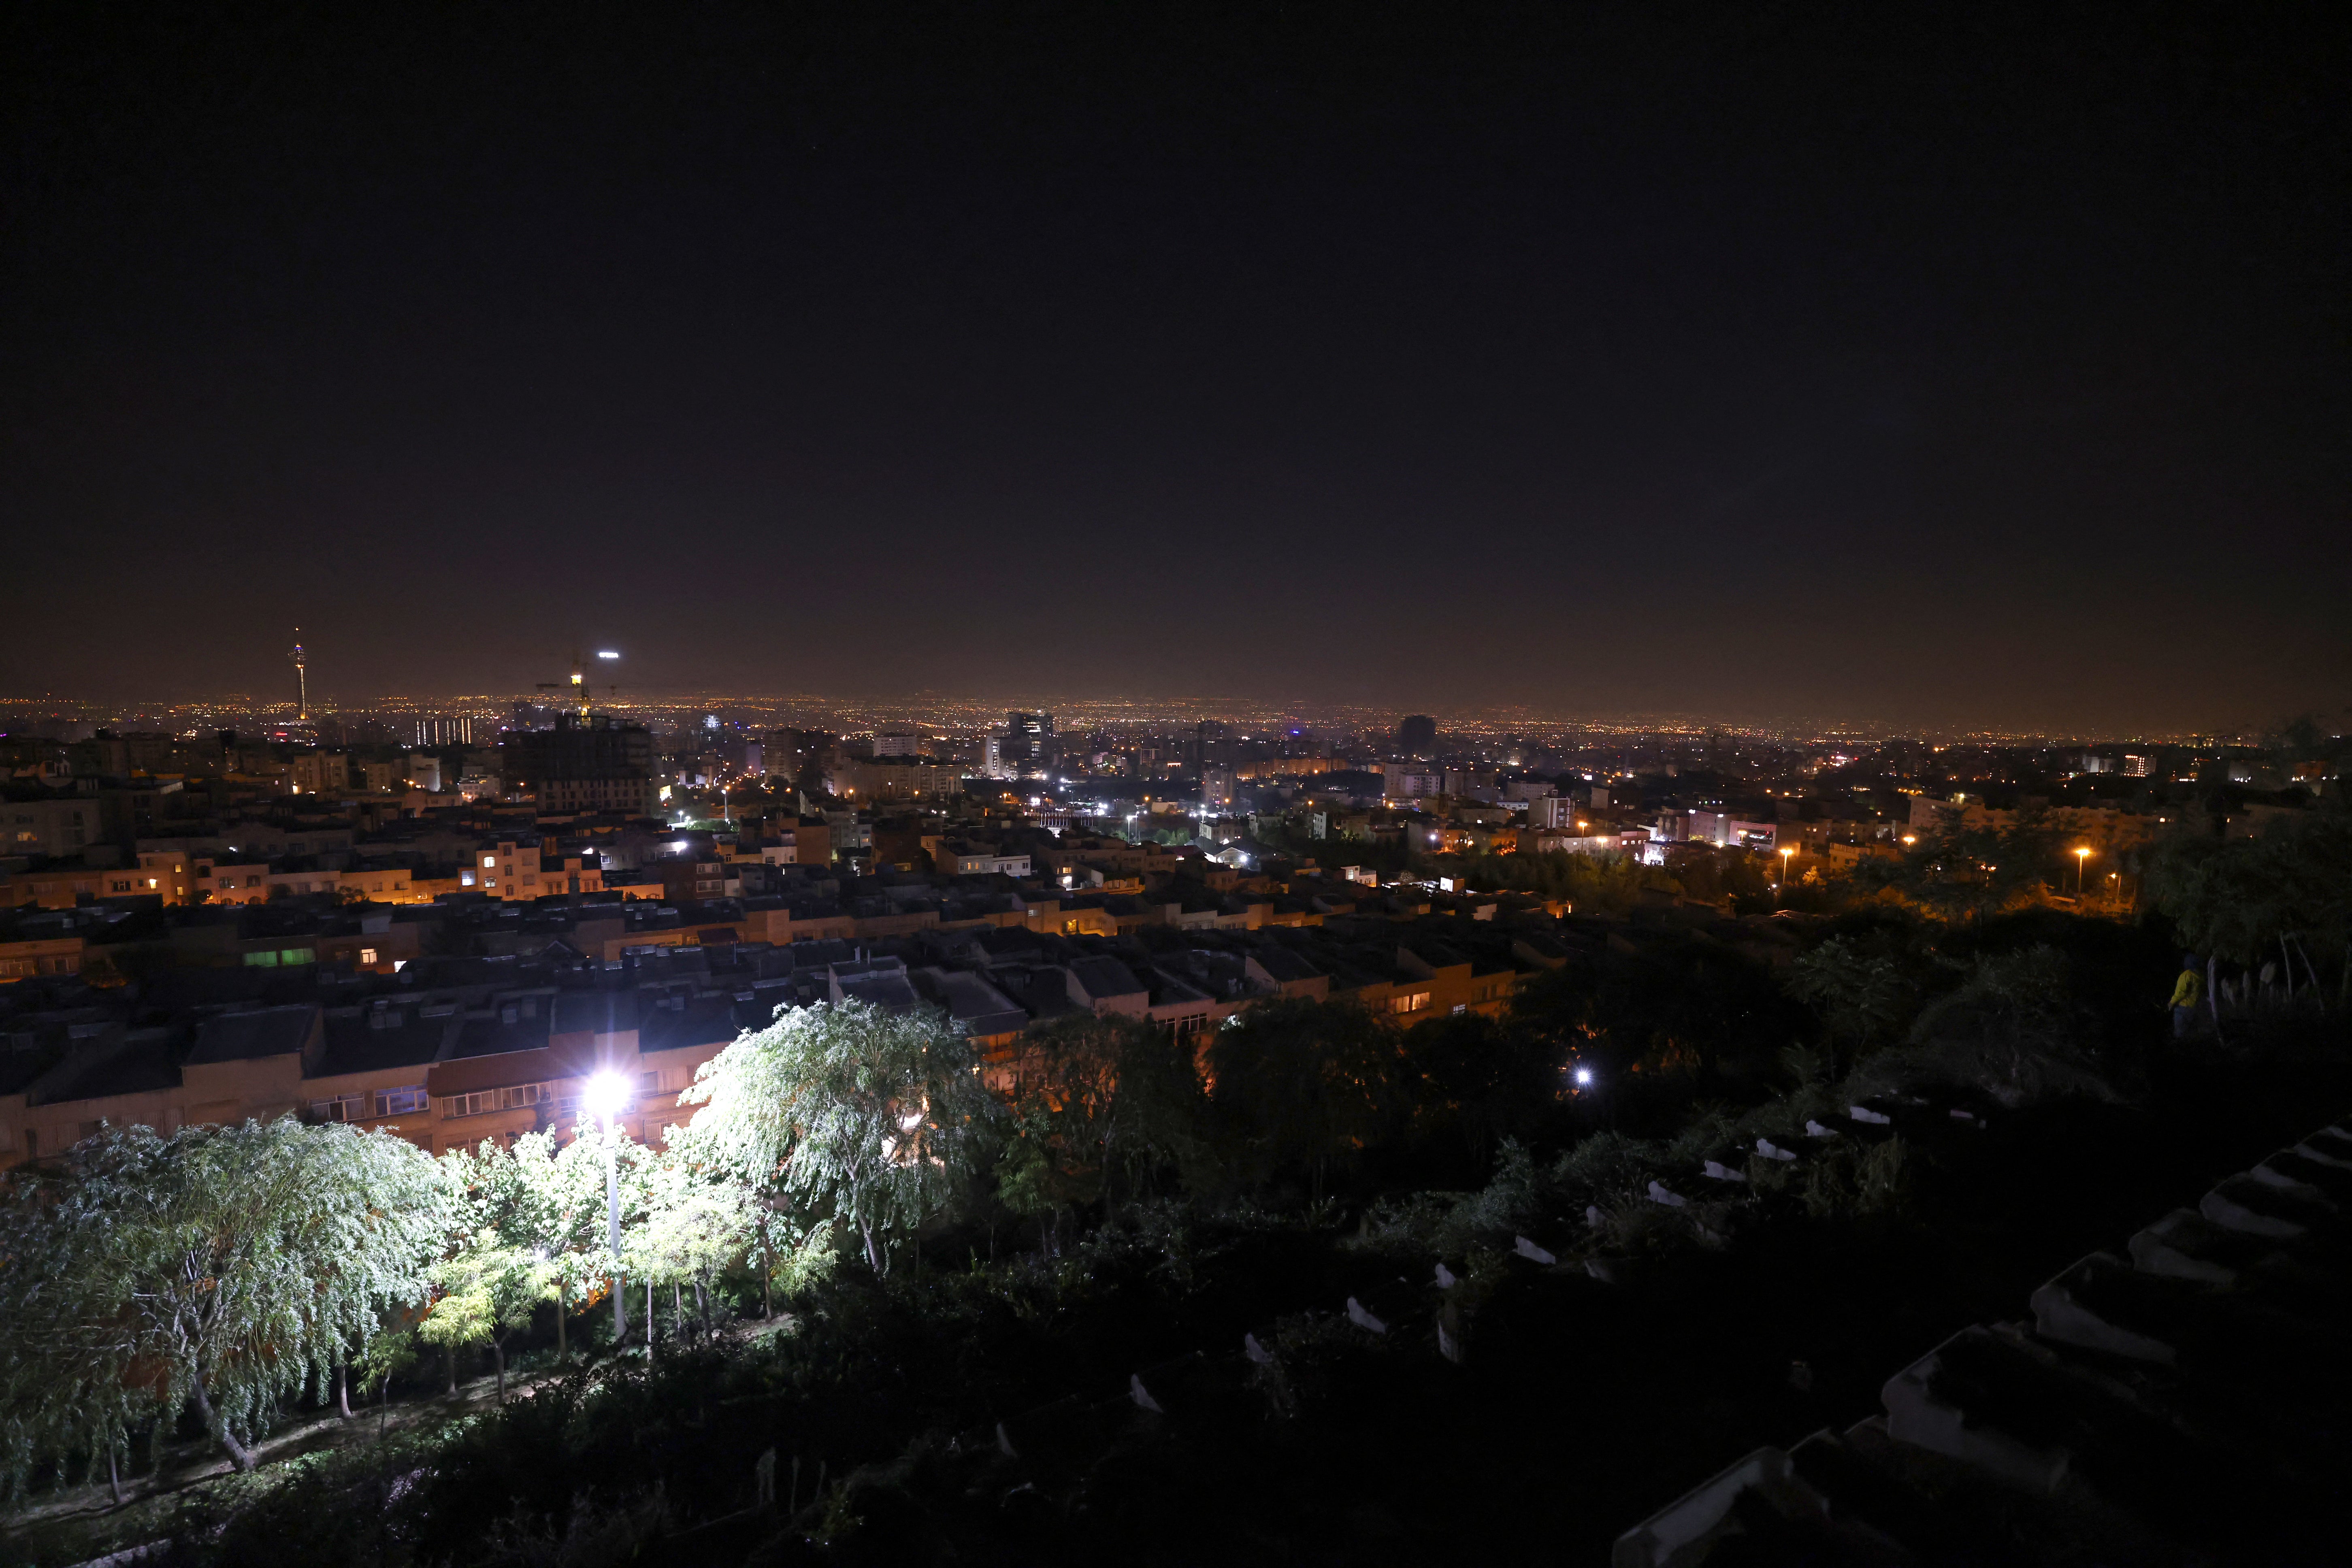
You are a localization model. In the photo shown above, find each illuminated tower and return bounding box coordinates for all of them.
[570,647,588,716]
[292,633,310,720]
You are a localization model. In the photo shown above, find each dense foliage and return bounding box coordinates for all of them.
[678,999,999,1274]
[4,821,2348,1563]
[0,1121,445,1487]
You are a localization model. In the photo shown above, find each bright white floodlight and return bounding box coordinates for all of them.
[584,1070,629,1122]
[1574,1067,1595,1087]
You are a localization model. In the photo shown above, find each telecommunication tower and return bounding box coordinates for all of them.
[291,633,310,720]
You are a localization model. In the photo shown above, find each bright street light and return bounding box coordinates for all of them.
[2074,846,2092,894]
[584,1069,629,1122]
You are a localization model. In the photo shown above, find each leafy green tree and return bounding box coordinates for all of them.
[1851,944,2113,1108]
[1206,997,1401,1201]
[677,999,999,1274]
[995,1025,1118,1242]
[1906,946,2078,1056]
[354,1313,422,1440]
[995,1012,1212,1237]
[1667,845,1775,912]
[441,1128,636,1361]
[543,1124,646,1346]
[1395,1010,1564,1161]
[630,1144,754,1343]
[418,1231,555,1402]
[2147,813,2352,1003]
[1848,818,2060,923]
[1456,848,1663,916]
[0,1119,444,1485]
[1785,935,1915,1059]
[1510,938,1803,1094]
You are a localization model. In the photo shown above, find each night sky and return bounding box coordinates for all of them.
[3,6,2345,732]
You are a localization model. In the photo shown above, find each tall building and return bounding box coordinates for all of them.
[291,634,310,720]
[505,714,660,816]
[1530,795,1579,830]
[874,729,922,757]
[1003,712,1054,769]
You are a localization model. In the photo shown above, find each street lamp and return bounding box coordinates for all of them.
[583,1070,631,1345]
[2073,846,2092,894]
[1779,846,1795,889]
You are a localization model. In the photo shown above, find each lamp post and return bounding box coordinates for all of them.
[2074,846,2091,895]
[584,1071,629,1344]
[1779,846,1795,892]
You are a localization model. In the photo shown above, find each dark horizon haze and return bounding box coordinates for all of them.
[3,7,2346,736]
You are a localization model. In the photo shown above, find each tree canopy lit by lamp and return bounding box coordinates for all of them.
[583,1069,630,1344]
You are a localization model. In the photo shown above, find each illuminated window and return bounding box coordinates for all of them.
[359,947,378,965]
[483,855,496,867]
[375,1085,427,1116]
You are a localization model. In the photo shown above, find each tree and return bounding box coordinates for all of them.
[542,1125,643,1351]
[1454,848,1663,916]
[1785,935,1915,1060]
[418,1232,555,1403]
[995,1012,1212,1239]
[1848,818,2060,924]
[1395,1009,1564,1161]
[677,1000,999,1275]
[631,1144,754,1343]
[1206,998,1401,1201]
[354,1314,422,1441]
[0,1119,445,1486]
[1510,937,1803,1094]
[438,1131,616,1362]
[2148,813,2352,1010]
[995,1026,1118,1247]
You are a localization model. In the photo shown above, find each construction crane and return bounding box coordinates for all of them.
[535,647,619,718]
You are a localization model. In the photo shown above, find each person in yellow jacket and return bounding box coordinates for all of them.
[2169,955,2203,1038]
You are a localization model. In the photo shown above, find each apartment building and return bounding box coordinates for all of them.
[0,984,739,1167]
[3,796,98,856]
[464,840,605,901]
